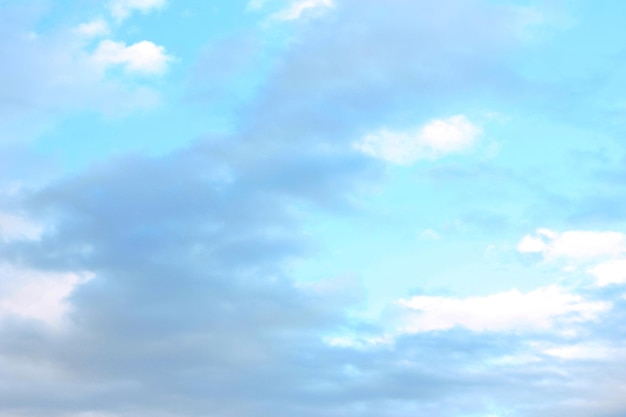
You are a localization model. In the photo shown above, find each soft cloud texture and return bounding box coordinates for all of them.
[0,264,93,325]
[3,1,626,417]
[588,259,626,287]
[0,5,164,145]
[0,212,43,241]
[396,285,609,333]
[74,19,111,38]
[92,40,173,75]
[518,229,626,262]
[273,0,335,20]
[109,0,166,21]
[354,115,481,164]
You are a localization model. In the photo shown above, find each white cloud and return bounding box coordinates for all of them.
[517,229,626,262]
[354,115,481,165]
[74,18,110,38]
[0,213,43,241]
[109,0,166,21]
[588,259,626,287]
[0,264,94,325]
[537,342,618,360]
[273,0,335,20]
[396,285,609,333]
[92,39,172,75]
[0,11,167,144]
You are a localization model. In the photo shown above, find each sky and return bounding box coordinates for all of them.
[2,0,626,416]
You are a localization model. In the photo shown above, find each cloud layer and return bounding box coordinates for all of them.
[3,1,626,417]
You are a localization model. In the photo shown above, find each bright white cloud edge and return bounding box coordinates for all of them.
[518,229,626,262]
[396,285,609,333]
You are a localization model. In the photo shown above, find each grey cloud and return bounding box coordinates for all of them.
[0,130,377,416]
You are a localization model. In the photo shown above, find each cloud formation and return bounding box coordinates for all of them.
[518,229,626,262]
[0,264,93,325]
[273,0,335,20]
[588,259,626,287]
[92,40,173,75]
[396,285,609,333]
[0,4,167,145]
[3,1,626,417]
[74,19,111,38]
[354,115,481,164]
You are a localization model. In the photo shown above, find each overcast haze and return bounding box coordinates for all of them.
[2,1,626,416]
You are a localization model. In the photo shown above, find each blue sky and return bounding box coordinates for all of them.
[2,0,626,416]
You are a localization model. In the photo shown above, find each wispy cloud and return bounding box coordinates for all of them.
[396,285,609,333]
[108,0,166,21]
[273,0,335,20]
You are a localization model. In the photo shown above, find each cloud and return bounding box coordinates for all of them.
[536,341,619,360]
[5,1,626,417]
[109,0,166,21]
[0,5,165,144]
[588,259,626,287]
[243,0,531,142]
[0,263,93,325]
[246,0,268,11]
[74,18,110,38]
[396,285,609,333]
[273,0,335,21]
[0,212,43,241]
[354,115,481,164]
[518,229,626,288]
[517,229,626,262]
[0,142,373,416]
[246,0,334,20]
[92,40,173,75]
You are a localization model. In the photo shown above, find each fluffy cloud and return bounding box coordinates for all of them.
[396,285,609,333]
[109,0,166,21]
[92,40,173,75]
[588,259,626,287]
[354,115,481,164]
[518,229,626,262]
[518,229,626,289]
